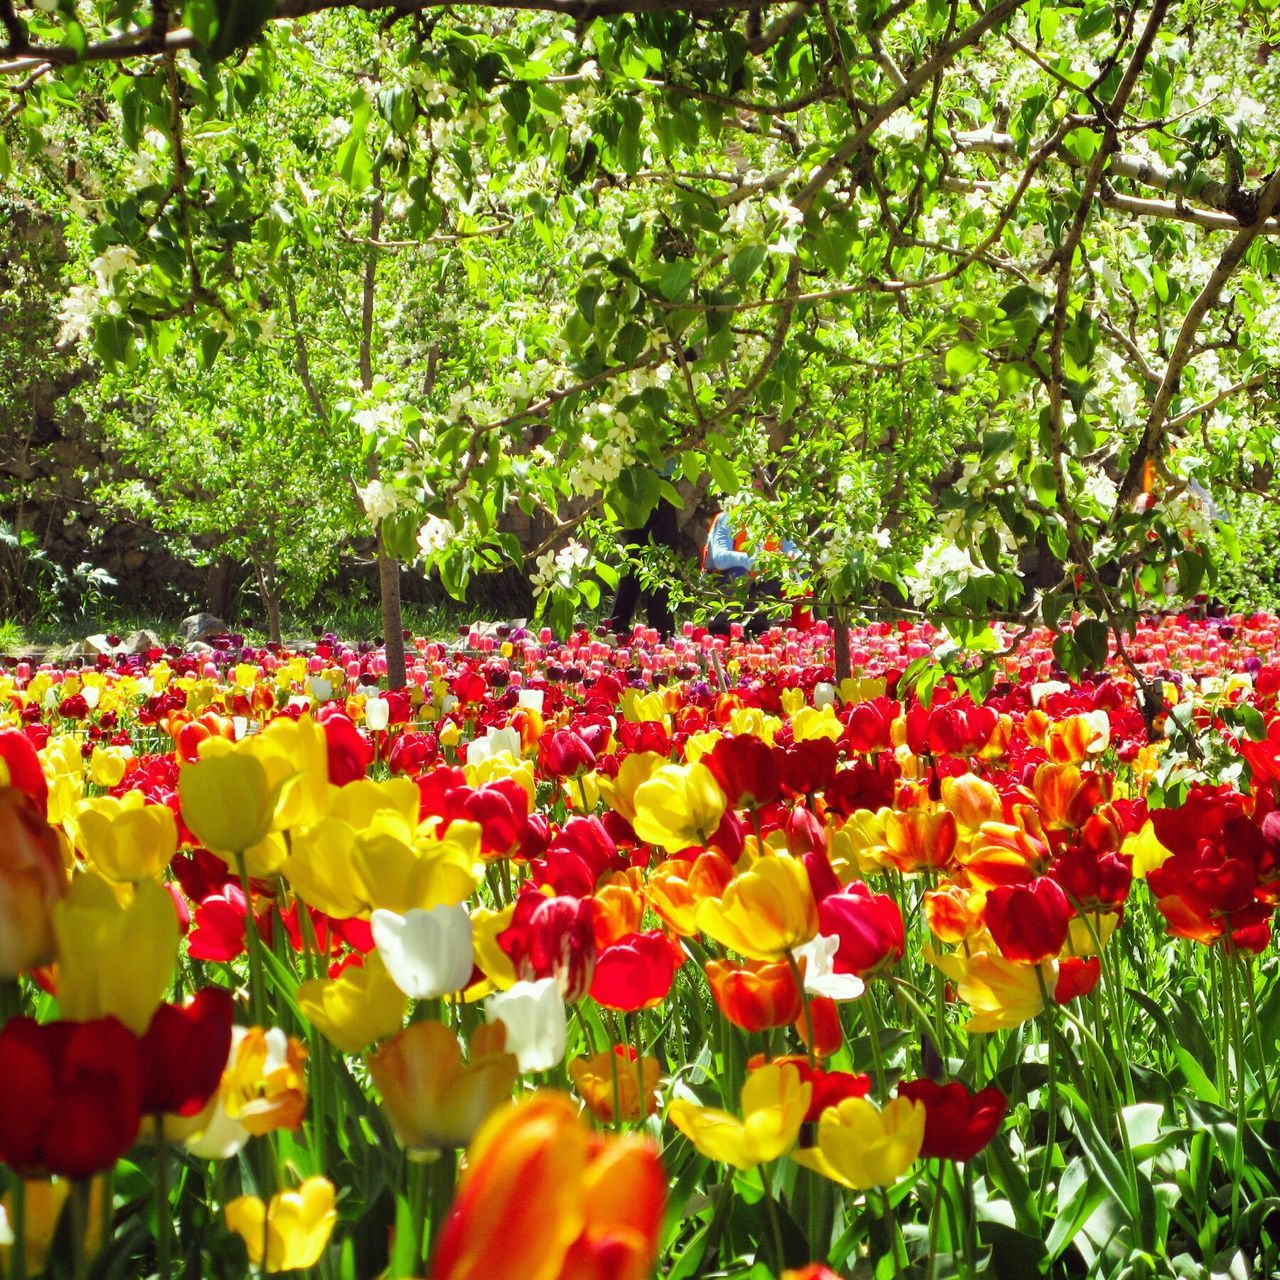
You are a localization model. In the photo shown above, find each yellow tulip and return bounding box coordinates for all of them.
[790,705,842,743]
[368,1020,518,1159]
[597,752,667,827]
[927,946,1050,1033]
[1,1178,106,1274]
[469,903,517,996]
[88,745,129,789]
[71,792,177,882]
[1124,820,1172,879]
[178,744,283,860]
[632,762,728,853]
[792,1096,924,1190]
[695,852,818,961]
[225,1177,337,1272]
[297,952,407,1054]
[52,873,178,1032]
[667,1063,811,1170]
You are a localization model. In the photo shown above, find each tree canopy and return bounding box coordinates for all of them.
[4,0,1279,673]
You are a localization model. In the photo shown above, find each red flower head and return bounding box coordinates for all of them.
[499,888,598,1000]
[590,931,679,1012]
[1050,846,1133,910]
[780,738,840,798]
[817,881,905,977]
[0,727,49,816]
[317,707,373,786]
[0,1016,141,1179]
[842,697,899,755]
[896,1079,1008,1161]
[984,877,1072,964]
[704,735,780,809]
[1054,955,1101,1004]
[825,757,899,819]
[538,729,597,778]
[705,958,802,1032]
[138,987,235,1117]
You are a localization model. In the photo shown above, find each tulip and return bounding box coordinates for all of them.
[53,872,179,1033]
[180,1026,308,1158]
[498,890,597,1000]
[225,1177,337,1272]
[70,791,178,882]
[139,986,235,1117]
[704,734,780,808]
[0,1016,141,1178]
[882,807,957,874]
[590,931,678,1011]
[596,750,666,827]
[817,881,904,977]
[667,1062,811,1170]
[643,850,735,936]
[0,788,68,977]
[792,1095,925,1189]
[695,853,819,961]
[297,952,407,1054]
[632,762,728,853]
[984,877,1072,964]
[178,746,282,858]
[371,903,474,1000]
[0,1177,106,1276]
[706,957,803,1031]
[0,728,49,814]
[570,1046,662,1123]
[432,1091,665,1280]
[928,947,1050,1033]
[485,978,568,1073]
[896,1078,1008,1161]
[369,1021,517,1158]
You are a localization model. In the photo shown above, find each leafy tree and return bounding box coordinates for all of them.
[4,0,1280,681]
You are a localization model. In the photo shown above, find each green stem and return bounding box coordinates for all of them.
[10,1173,26,1280]
[69,1180,90,1280]
[862,984,887,1097]
[785,952,817,1069]
[233,851,266,1024]
[154,1117,172,1280]
[926,1160,945,1280]
[761,1167,786,1274]
[426,1150,457,1268]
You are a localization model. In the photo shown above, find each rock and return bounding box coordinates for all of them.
[122,628,163,655]
[62,634,113,659]
[179,613,226,644]
[188,641,214,654]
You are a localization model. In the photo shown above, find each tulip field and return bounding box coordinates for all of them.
[5,612,1280,1280]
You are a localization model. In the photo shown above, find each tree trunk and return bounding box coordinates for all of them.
[252,555,283,645]
[379,547,406,687]
[361,185,407,689]
[207,555,233,619]
[832,610,851,684]
[266,592,282,646]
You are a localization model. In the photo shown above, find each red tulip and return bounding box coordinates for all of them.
[590,931,678,1011]
[499,889,597,1000]
[704,735,780,808]
[0,1017,141,1178]
[317,708,373,785]
[138,987,235,1117]
[897,1078,1007,1161]
[817,882,905,977]
[984,878,1072,964]
[0,728,49,816]
[538,730,597,778]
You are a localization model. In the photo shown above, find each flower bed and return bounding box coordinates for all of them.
[2,612,1280,1279]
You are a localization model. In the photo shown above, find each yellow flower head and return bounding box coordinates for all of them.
[632,762,727,854]
[793,1095,924,1190]
[52,872,178,1033]
[297,952,407,1055]
[667,1062,811,1170]
[70,792,177,883]
[225,1178,337,1272]
[695,852,818,961]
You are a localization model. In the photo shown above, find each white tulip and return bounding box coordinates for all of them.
[364,696,390,732]
[791,933,866,1002]
[371,905,474,1000]
[517,689,545,714]
[813,682,837,710]
[484,978,567,1073]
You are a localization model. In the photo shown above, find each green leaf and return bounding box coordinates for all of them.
[945,341,984,380]
[728,244,767,288]
[1074,618,1110,669]
[658,259,694,301]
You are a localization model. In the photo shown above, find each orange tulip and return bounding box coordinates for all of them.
[705,958,802,1032]
[432,1091,665,1280]
[963,810,1051,889]
[644,851,735,937]
[570,1046,662,1124]
[882,808,956,875]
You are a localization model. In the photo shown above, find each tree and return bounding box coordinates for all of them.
[5,0,1280,667]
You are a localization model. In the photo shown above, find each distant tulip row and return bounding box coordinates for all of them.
[1,613,1279,1277]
